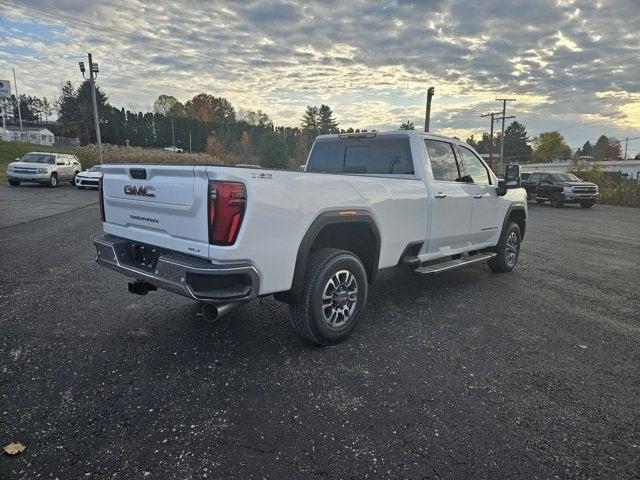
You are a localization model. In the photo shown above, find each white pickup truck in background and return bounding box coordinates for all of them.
[93,131,527,345]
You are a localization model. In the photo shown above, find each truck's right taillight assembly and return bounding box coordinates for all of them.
[208,181,247,246]
[99,176,106,222]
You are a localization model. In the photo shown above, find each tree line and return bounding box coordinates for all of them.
[463,121,633,163]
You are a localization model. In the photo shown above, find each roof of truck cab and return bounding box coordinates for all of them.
[314,130,461,142]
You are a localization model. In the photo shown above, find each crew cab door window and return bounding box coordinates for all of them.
[306,142,345,173]
[458,146,491,185]
[424,140,461,182]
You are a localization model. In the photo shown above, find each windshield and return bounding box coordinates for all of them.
[21,153,55,164]
[554,173,581,182]
[88,165,102,172]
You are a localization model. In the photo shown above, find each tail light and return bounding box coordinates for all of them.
[98,176,106,222]
[208,181,246,245]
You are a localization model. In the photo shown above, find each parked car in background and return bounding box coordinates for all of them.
[93,130,527,345]
[6,152,81,188]
[75,165,102,189]
[163,146,183,153]
[524,171,599,208]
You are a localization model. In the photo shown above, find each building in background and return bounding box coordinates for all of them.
[0,126,55,146]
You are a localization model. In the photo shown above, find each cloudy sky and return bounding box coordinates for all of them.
[0,0,639,153]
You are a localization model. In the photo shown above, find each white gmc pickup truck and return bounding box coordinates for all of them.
[94,131,527,345]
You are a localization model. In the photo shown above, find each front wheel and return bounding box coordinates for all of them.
[70,172,78,186]
[488,221,521,273]
[550,193,564,208]
[8,179,20,187]
[580,201,594,208]
[48,173,58,188]
[288,248,368,345]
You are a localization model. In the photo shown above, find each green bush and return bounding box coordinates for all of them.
[571,165,640,208]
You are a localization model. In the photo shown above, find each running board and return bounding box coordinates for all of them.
[414,253,496,275]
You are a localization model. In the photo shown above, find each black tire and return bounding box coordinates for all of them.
[8,179,20,187]
[288,248,368,345]
[48,173,58,188]
[550,193,564,208]
[535,198,545,204]
[488,221,521,273]
[77,185,85,190]
[580,201,594,208]
[70,172,78,186]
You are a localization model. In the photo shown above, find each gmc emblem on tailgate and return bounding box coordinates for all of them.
[124,184,156,197]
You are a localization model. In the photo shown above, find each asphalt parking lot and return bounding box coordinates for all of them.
[1,183,639,479]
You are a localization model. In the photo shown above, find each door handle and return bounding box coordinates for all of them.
[434,192,447,199]
[473,194,483,199]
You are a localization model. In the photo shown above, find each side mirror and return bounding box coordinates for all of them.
[299,164,306,172]
[15,157,20,161]
[496,178,507,196]
[504,164,521,188]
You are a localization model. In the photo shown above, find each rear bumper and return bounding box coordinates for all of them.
[93,234,259,303]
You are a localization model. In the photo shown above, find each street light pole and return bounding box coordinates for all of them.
[80,53,103,164]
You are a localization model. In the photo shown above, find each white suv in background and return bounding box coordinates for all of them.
[7,152,82,188]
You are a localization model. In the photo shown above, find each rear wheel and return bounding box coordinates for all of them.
[550,193,564,208]
[8,179,20,187]
[288,248,368,345]
[488,221,521,273]
[580,201,594,208]
[48,173,58,188]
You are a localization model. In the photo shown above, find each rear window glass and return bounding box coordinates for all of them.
[307,137,414,175]
[306,141,344,173]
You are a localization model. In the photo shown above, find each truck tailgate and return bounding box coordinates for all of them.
[101,164,210,257]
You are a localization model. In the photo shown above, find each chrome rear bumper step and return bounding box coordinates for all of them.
[414,252,496,275]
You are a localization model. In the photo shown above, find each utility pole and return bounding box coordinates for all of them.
[424,87,435,132]
[481,112,498,170]
[189,130,192,152]
[495,98,516,171]
[624,137,628,160]
[79,54,103,164]
[170,116,176,151]
[12,68,23,139]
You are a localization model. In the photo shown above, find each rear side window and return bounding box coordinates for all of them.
[307,137,414,175]
[425,140,461,182]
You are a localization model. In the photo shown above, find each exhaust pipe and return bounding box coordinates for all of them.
[128,280,157,296]
[201,301,246,323]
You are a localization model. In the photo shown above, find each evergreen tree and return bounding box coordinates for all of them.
[258,131,289,169]
[400,120,415,130]
[301,106,319,134]
[318,105,338,134]
[503,121,532,162]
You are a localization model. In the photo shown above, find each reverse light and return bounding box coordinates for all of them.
[208,181,247,246]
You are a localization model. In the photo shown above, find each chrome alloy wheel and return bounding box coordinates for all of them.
[321,270,358,328]
[505,231,519,266]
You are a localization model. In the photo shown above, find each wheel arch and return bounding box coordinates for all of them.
[276,210,381,303]
[503,204,527,240]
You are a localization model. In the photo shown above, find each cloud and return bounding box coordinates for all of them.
[0,0,638,147]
